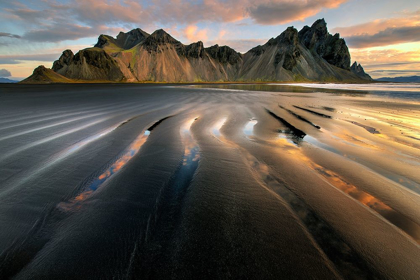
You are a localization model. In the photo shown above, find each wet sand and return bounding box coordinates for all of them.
[0,83,419,279]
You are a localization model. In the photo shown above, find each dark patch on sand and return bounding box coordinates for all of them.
[147,116,173,132]
[279,105,321,129]
[266,109,306,143]
[294,105,332,119]
[345,120,380,134]
[322,106,336,112]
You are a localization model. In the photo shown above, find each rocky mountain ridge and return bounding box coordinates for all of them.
[22,19,372,83]
[350,62,372,80]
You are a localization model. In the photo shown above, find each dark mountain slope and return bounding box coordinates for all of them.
[24,19,372,83]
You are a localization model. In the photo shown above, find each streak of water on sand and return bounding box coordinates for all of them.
[0,102,135,134]
[0,118,108,162]
[58,116,174,211]
[212,118,380,279]
[289,139,420,244]
[0,124,121,197]
[242,151,382,280]
[0,116,173,279]
[243,119,258,136]
[124,118,201,277]
[58,131,150,211]
[304,134,420,195]
[181,118,200,167]
[212,118,227,137]
[0,117,146,197]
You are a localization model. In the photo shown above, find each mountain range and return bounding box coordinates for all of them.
[22,19,372,83]
[376,76,420,83]
[0,78,18,83]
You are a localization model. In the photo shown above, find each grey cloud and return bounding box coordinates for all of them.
[0,53,60,64]
[370,69,420,74]
[22,24,97,42]
[0,58,20,64]
[4,7,49,24]
[346,26,420,48]
[365,62,420,69]
[5,0,343,31]
[248,0,347,25]
[368,70,420,78]
[0,69,11,77]
[2,0,349,44]
[0,32,21,38]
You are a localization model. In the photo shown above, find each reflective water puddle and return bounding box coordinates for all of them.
[243,119,258,137]
[59,130,150,211]
[59,117,172,211]
[212,118,227,137]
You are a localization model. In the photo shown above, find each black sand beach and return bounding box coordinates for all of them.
[0,83,419,279]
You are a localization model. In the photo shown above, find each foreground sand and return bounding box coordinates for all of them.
[0,83,419,279]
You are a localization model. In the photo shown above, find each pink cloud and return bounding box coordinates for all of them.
[1,0,350,44]
[184,25,208,43]
[248,0,348,25]
[333,10,420,36]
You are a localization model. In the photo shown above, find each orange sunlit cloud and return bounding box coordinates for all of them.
[334,11,420,37]
[248,0,348,24]
[350,42,420,78]
[184,25,209,43]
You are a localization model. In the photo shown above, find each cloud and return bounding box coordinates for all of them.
[148,0,247,25]
[367,69,420,79]
[248,0,347,25]
[218,30,227,38]
[0,32,21,38]
[184,25,208,42]
[3,0,348,39]
[0,69,11,77]
[22,23,98,42]
[346,26,420,48]
[350,46,420,78]
[0,53,61,64]
[333,10,420,36]
[71,0,150,26]
[351,47,420,65]
[3,7,45,23]
[332,10,420,48]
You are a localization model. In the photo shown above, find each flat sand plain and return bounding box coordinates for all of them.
[0,83,419,279]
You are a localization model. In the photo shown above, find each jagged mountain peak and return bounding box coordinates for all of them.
[274,26,299,45]
[117,28,149,38]
[52,49,74,72]
[182,41,205,58]
[205,44,242,64]
[311,18,327,28]
[33,18,372,83]
[298,18,350,70]
[115,28,149,49]
[95,28,149,50]
[350,61,371,80]
[147,29,180,44]
[189,41,204,48]
[94,34,115,48]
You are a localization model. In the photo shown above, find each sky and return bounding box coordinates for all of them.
[0,0,420,80]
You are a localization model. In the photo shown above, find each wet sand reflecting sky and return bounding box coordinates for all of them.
[0,83,419,279]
